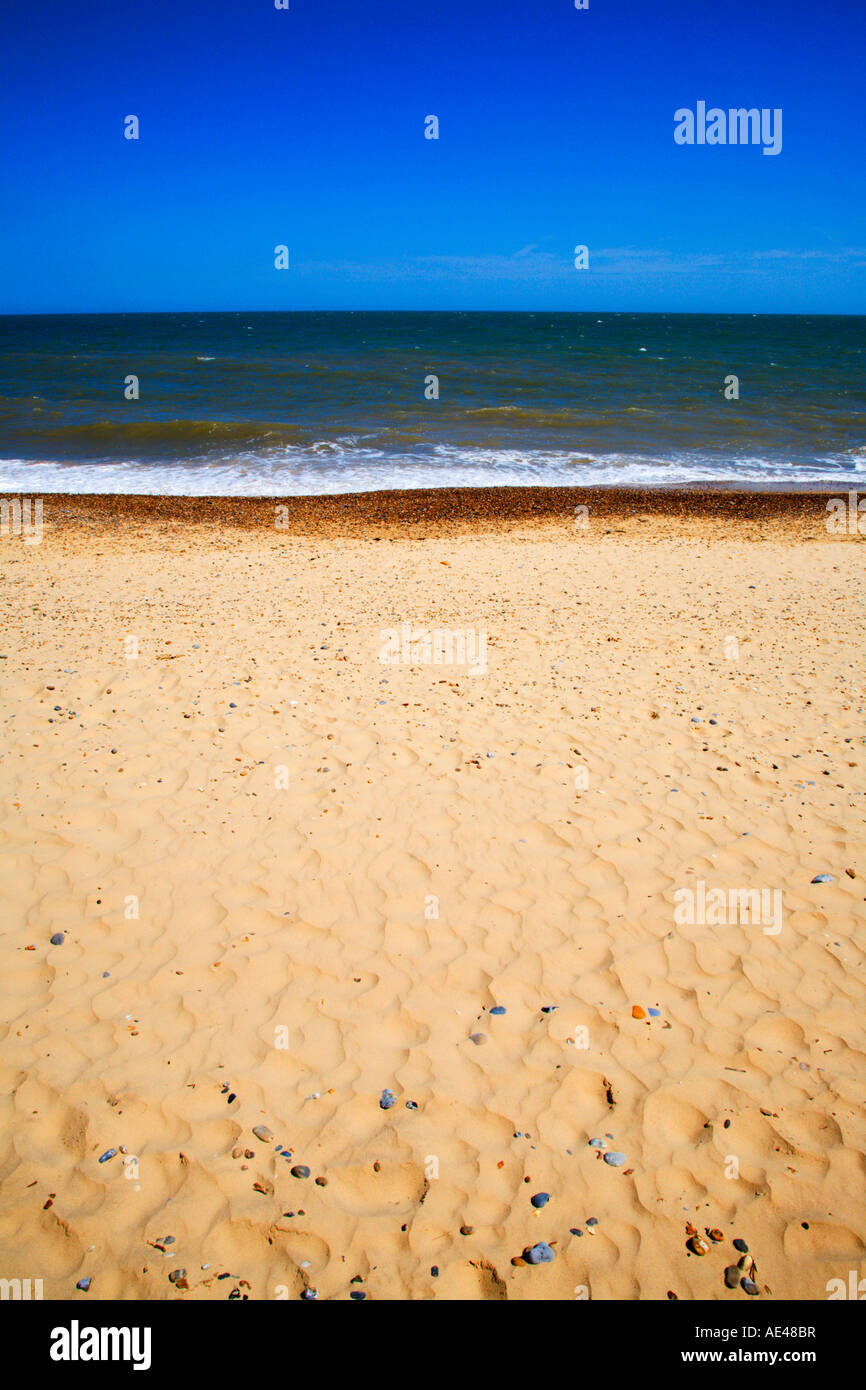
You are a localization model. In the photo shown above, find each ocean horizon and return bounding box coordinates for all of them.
[1,310,864,496]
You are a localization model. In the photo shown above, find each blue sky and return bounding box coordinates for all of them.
[1,0,864,313]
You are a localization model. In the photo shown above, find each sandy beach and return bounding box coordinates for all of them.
[0,487,863,1302]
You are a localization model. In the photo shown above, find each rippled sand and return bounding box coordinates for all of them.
[0,489,863,1301]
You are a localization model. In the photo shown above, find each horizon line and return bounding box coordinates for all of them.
[2,307,865,319]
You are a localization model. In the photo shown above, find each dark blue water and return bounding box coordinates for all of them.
[0,311,863,493]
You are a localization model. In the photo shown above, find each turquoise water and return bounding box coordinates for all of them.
[0,311,863,493]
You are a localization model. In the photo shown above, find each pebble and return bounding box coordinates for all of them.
[588,1138,606,1149]
[379,1089,396,1110]
[291,1165,311,1179]
[523,1242,555,1264]
[406,1101,418,1110]
[50,932,65,945]
[811,874,833,884]
[470,1033,487,1045]
[648,1007,661,1017]
[252,1126,273,1143]
[586,1217,598,1228]
[490,1006,506,1016]
[168,1269,186,1284]
[459,1225,474,1236]
[541,1006,557,1013]
[631,1005,646,1019]
[724,1265,740,1288]
[733,1238,749,1253]
[431,1266,439,1277]
[301,1288,318,1300]
[76,1278,91,1291]
[740,1277,760,1296]
[603,1151,627,1166]
[687,1236,710,1256]
[530,1192,550,1208]
[350,1290,366,1300]
[98,1149,117,1164]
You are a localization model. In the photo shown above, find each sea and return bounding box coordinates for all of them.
[0,311,863,495]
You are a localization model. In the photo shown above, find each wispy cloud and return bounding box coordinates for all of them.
[295,244,866,285]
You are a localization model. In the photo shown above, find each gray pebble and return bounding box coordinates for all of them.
[523,1241,555,1265]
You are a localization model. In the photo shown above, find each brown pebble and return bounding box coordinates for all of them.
[315,1176,328,1187]
[687,1236,709,1256]
[460,1225,474,1236]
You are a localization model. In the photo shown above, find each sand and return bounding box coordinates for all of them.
[0,488,863,1301]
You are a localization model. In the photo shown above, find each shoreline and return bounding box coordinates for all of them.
[21,485,853,537]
